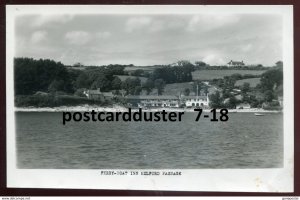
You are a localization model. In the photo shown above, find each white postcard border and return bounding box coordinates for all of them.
[6,5,294,192]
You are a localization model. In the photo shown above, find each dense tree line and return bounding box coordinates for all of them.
[257,65,283,103]
[14,58,128,95]
[14,58,165,98]
[150,65,194,84]
[15,57,282,109]
[14,58,73,95]
[208,62,283,109]
[258,67,283,93]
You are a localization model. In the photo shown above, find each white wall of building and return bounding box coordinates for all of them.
[183,95,209,107]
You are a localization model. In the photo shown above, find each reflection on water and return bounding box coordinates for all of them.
[16,112,283,169]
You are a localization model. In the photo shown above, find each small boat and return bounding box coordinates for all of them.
[254,113,265,116]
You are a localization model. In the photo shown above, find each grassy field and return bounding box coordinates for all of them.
[115,75,148,84]
[162,82,218,96]
[124,66,159,72]
[162,82,194,95]
[192,70,266,80]
[235,78,261,87]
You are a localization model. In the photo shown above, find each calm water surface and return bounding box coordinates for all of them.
[16,112,283,169]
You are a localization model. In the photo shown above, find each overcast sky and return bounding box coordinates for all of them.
[15,14,282,66]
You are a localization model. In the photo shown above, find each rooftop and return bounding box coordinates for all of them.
[181,96,207,100]
[228,60,245,65]
[102,92,114,97]
[87,89,102,95]
[126,95,179,100]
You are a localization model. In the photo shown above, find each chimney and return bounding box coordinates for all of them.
[97,88,101,92]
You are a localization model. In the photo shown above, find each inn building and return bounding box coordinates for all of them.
[126,94,210,108]
[84,89,210,108]
[126,95,180,108]
[181,95,210,108]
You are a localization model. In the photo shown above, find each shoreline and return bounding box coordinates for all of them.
[14,105,282,113]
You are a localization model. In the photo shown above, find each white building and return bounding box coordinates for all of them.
[181,95,209,107]
[236,103,251,109]
[126,95,180,108]
[227,60,245,67]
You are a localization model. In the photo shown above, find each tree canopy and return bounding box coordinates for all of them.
[14,58,73,95]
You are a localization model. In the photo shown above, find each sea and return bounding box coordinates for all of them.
[15,112,283,169]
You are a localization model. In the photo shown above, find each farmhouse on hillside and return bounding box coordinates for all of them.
[227,60,245,67]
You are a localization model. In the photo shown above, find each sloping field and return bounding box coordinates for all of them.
[192,70,266,80]
[162,82,194,95]
[124,66,159,72]
[162,82,218,96]
[115,75,148,84]
[235,78,261,87]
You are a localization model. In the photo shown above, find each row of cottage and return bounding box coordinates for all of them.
[126,95,209,108]
[83,88,209,108]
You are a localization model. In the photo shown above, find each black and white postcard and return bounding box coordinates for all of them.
[6,5,294,192]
